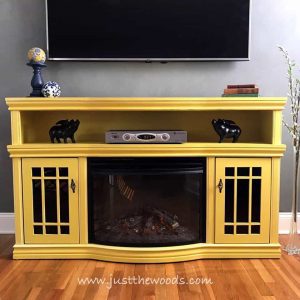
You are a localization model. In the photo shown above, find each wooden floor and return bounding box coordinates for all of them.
[0,236,299,300]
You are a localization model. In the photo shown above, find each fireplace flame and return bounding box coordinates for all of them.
[116,176,135,201]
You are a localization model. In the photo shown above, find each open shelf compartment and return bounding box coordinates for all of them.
[20,110,274,144]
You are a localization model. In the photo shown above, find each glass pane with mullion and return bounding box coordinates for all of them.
[34,225,43,234]
[61,226,70,234]
[224,225,234,234]
[60,179,69,222]
[252,167,261,176]
[225,167,235,176]
[252,179,261,222]
[32,168,41,177]
[236,225,249,234]
[225,179,234,222]
[45,179,58,222]
[46,226,58,234]
[237,179,249,222]
[44,168,56,177]
[32,179,42,222]
[237,167,250,176]
[59,168,68,177]
[251,225,260,234]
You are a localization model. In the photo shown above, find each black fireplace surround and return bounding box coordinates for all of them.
[88,157,206,247]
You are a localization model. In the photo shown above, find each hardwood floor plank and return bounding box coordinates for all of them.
[0,235,14,258]
[183,261,206,299]
[165,263,180,300]
[198,260,233,300]
[220,260,256,299]
[0,235,299,300]
[262,259,300,300]
[194,261,215,300]
[61,260,89,299]
[0,260,26,292]
[174,262,200,300]
[71,261,97,300]
[119,263,135,300]
[150,263,167,300]
[0,260,41,300]
[92,262,115,300]
[240,260,273,296]
[36,288,64,300]
[26,287,42,300]
[55,260,80,290]
[81,265,105,299]
[281,252,300,282]
[235,259,268,299]
[269,259,300,297]
[249,259,275,283]
[107,263,126,299]
[131,264,155,300]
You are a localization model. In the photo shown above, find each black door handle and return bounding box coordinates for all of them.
[71,179,76,193]
[218,179,223,193]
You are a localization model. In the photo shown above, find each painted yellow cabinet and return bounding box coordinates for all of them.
[22,158,79,244]
[6,97,286,261]
[215,158,272,243]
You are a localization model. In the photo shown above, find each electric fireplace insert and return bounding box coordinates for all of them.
[88,157,206,247]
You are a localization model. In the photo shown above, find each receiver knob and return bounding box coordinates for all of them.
[123,133,131,141]
[161,133,170,141]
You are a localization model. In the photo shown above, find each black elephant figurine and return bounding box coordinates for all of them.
[49,119,80,143]
[212,119,241,143]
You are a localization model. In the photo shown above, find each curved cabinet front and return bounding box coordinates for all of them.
[13,243,282,262]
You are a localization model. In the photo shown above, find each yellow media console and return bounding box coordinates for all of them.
[6,97,286,262]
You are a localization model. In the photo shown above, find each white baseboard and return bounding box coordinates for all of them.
[278,212,300,234]
[0,213,15,234]
[0,212,299,234]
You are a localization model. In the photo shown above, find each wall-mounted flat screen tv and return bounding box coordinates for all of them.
[46,0,251,61]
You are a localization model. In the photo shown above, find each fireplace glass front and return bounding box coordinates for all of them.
[88,157,206,247]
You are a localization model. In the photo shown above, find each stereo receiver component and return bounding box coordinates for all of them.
[105,130,187,144]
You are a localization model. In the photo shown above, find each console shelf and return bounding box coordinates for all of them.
[8,143,286,158]
[6,97,286,111]
[6,97,286,262]
[6,97,285,145]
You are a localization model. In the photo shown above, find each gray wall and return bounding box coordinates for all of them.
[1,0,300,212]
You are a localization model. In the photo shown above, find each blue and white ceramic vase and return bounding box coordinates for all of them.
[42,81,62,98]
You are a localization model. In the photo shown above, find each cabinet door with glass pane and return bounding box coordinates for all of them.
[215,158,271,244]
[22,158,79,244]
